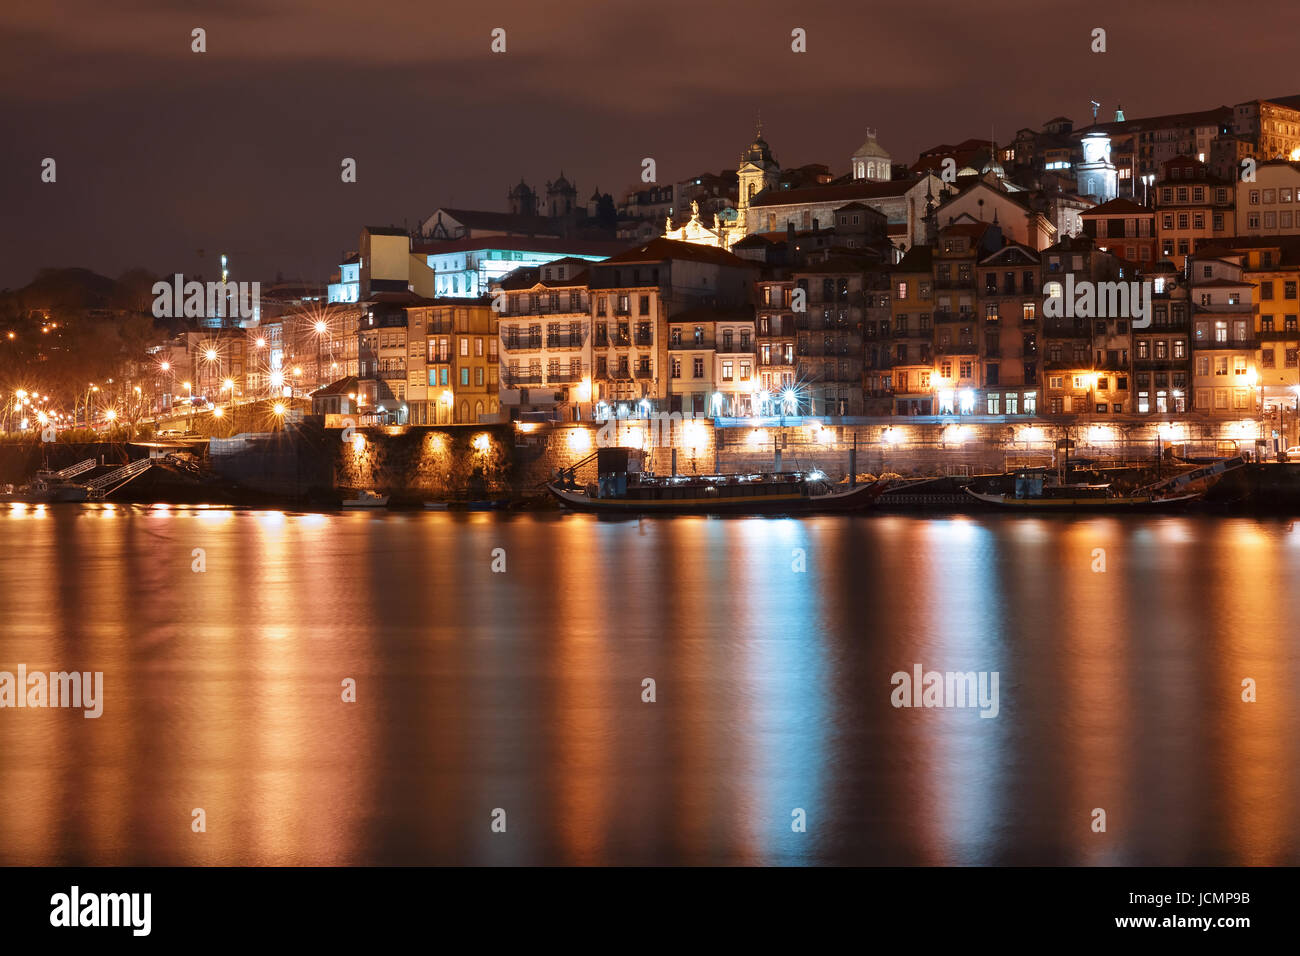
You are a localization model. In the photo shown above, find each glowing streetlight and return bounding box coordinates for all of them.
[205,349,218,362]
[313,320,328,334]
[105,409,117,422]
[213,406,225,418]
[273,403,286,416]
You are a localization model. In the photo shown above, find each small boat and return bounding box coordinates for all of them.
[423,501,450,511]
[964,470,1199,511]
[3,474,91,503]
[342,490,389,509]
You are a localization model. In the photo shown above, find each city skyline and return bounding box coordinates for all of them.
[6,1,1300,287]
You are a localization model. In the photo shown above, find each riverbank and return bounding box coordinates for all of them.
[5,418,1300,512]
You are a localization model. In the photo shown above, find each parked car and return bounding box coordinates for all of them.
[1285,445,1300,459]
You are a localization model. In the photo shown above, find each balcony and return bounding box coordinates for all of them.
[635,367,653,379]
[634,333,653,346]
[504,373,544,386]
[1259,329,1299,342]
[502,336,543,352]
[545,333,586,350]
[935,343,978,356]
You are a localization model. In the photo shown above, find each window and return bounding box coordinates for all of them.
[986,395,1000,414]
[693,356,704,377]
[460,367,469,386]
[476,367,484,386]
[460,338,469,356]
[1215,357,1228,376]
[671,358,681,378]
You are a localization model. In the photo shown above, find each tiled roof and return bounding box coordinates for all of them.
[312,376,359,397]
[1082,198,1153,216]
[749,178,920,208]
[599,237,758,268]
[412,235,623,257]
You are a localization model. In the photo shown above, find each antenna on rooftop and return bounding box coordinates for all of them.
[1090,100,1101,123]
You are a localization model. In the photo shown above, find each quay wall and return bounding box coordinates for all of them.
[188,415,1288,502]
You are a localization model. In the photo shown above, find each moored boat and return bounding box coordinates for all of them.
[548,448,888,515]
[964,470,1199,511]
[342,490,389,509]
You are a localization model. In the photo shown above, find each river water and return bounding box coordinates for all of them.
[0,504,1297,865]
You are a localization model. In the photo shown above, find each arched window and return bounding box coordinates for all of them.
[475,400,484,421]
[460,400,469,423]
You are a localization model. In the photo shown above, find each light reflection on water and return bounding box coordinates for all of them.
[0,505,1297,865]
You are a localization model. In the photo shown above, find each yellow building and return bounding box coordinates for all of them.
[406,300,499,424]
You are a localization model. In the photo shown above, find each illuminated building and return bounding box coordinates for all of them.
[494,258,592,420]
[404,299,499,425]
[1080,198,1157,265]
[1076,130,1118,203]
[1154,156,1235,270]
[1189,257,1256,419]
[586,238,758,414]
[975,242,1043,416]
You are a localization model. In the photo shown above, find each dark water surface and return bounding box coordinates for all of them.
[1,503,1297,865]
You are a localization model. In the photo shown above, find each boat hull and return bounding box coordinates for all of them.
[964,488,1199,511]
[548,480,886,515]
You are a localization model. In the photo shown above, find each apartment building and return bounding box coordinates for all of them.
[792,255,882,416]
[1080,198,1158,265]
[495,258,591,420]
[1132,263,1191,415]
[1189,258,1255,419]
[1154,156,1234,269]
[406,299,499,425]
[975,243,1042,415]
[755,275,796,401]
[1236,160,1300,237]
[585,239,758,415]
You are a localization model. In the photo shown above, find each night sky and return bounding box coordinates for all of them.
[5,0,1300,289]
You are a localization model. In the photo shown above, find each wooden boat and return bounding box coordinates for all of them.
[549,472,888,515]
[963,471,1199,511]
[342,490,389,509]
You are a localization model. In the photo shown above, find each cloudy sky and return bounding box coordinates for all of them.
[4,0,1299,288]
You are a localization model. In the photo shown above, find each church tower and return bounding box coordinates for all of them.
[851,129,892,181]
[1077,131,1117,202]
[736,122,780,233]
[545,172,578,217]
[507,178,537,216]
